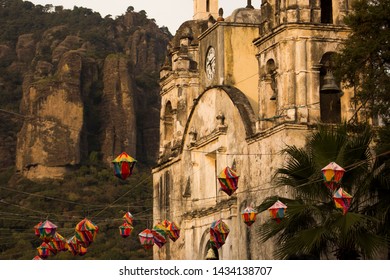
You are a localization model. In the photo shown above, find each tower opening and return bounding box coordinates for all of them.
[319,53,341,123]
[206,0,210,12]
[321,0,333,23]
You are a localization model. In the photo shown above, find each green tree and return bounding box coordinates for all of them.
[334,0,390,123]
[256,124,389,259]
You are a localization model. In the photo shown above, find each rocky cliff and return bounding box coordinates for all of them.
[0,2,171,179]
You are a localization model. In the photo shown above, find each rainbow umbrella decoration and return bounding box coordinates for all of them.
[37,242,54,259]
[217,166,239,196]
[38,220,57,241]
[152,223,168,248]
[123,212,134,225]
[333,187,352,215]
[139,229,154,250]
[162,220,180,242]
[241,206,258,227]
[112,152,137,180]
[322,162,345,190]
[210,220,230,249]
[74,218,99,247]
[119,222,133,238]
[268,200,287,223]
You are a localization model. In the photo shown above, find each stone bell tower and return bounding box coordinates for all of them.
[193,0,219,20]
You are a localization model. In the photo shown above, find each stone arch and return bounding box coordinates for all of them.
[180,85,256,154]
[199,227,219,260]
[319,52,341,123]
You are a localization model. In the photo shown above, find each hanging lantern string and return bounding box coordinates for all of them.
[0,150,388,229]
[0,147,384,212]
[1,149,388,221]
[92,174,152,218]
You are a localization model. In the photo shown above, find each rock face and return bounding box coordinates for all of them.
[0,8,171,180]
[100,55,137,164]
[16,51,85,179]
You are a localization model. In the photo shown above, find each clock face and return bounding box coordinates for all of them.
[205,47,216,80]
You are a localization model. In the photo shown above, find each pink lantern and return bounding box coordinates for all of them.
[268,200,287,223]
[38,220,57,241]
[322,162,345,190]
[138,229,154,250]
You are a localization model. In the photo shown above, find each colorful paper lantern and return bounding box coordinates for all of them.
[138,229,154,250]
[217,166,239,196]
[333,187,352,215]
[119,222,133,238]
[268,200,287,223]
[37,242,53,259]
[162,220,180,242]
[152,223,168,248]
[74,218,99,247]
[67,236,80,256]
[241,206,258,227]
[38,220,57,241]
[322,162,345,190]
[210,219,230,249]
[34,221,42,237]
[78,246,88,256]
[123,212,134,225]
[48,232,67,252]
[112,152,137,180]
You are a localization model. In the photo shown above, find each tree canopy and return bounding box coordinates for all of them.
[256,124,389,259]
[335,0,390,123]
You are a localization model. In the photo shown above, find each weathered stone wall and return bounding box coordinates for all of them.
[153,1,354,260]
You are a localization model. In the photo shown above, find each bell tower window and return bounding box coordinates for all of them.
[206,0,210,12]
[321,0,333,23]
[319,53,341,123]
[164,101,174,142]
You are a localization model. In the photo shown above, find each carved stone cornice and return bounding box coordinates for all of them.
[182,196,237,219]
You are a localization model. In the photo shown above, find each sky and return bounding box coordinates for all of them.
[27,0,255,34]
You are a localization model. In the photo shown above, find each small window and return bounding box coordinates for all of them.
[321,0,333,23]
[164,101,174,141]
[206,0,210,13]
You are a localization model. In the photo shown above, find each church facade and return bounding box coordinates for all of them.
[152,0,354,260]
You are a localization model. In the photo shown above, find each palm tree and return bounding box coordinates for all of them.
[256,124,389,259]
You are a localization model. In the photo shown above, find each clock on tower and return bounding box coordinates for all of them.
[205,46,216,80]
